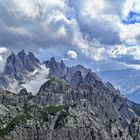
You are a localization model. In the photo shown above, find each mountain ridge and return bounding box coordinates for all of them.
[0,50,140,139]
[99,68,140,103]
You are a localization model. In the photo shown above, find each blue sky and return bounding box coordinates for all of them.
[122,11,140,24]
[0,0,140,71]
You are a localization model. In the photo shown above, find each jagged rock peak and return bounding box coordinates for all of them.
[83,71,96,85]
[4,52,26,80]
[44,57,57,66]
[43,57,67,78]
[17,49,26,55]
[3,50,41,81]
[75,64,86,69]
[38,78,70,95]
[28,52,40,64]
[18,88,33,99]
[6,52,17,64]
[71,70,83,86]
[15,50,40,71]
[50,57,56,62]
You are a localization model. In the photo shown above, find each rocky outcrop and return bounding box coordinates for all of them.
[43,58,93,82]
[28,52,41,67]
[34,78,136,122]
[66,64,91,81]
[17,50,41,72]
[0,74,8,89]
[0,104,134,140]
[0,50,41,90]
[4,50,40,80]
[83,71,96,86]
[0,54,140,139]
[4,53,27,80]
[43,57,67,78]
[0,75,140,139]
[129,118,140,140]
[17,49,41,72]
[70,70,83,86]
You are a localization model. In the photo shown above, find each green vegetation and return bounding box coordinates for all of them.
[54,110,69,129]
[0,114,26,137]
[48,78,68,85]
[0,104,69,137]
[43,105,68,115]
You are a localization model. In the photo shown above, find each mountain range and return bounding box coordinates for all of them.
[99,68,140,103]
[0,50,140,139]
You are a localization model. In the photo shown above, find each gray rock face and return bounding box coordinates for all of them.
[67,64,91,80]
[71,71,83,86]
[0,89,30,116]
[28,52,41,66]
[0,77,139,139]
[17,50,34,72]
[129,118,140,140]
[0,74,8,89]
[5,50,40,78]
[0,55,140,139]
[44,57,100,85]
[4,53,27,80]
[0,104,134,140]
[17,50,41,72]
[83,71,96,86]
[0,50,41,89]
[34,78,136,123]
[43,57,67,78]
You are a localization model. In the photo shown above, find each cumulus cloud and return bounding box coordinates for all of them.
[122,0,140,17]
[109,45,140,60]
[0,0,140,66]
[108,45,140,67]
[67,50,77,59]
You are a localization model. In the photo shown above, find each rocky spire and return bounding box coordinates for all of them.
[43,57,67,78]
[4,52,26,80]
[83,71,96,86]
[17,49,35,72]
[71,70,83,86]
[28,52,41,66]
[3,50,41,81]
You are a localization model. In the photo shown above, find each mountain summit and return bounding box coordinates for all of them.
[0,51,140,139]
[0,50,41,90]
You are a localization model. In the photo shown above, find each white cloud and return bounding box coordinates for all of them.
[11,0,67,19]
[0,47,7,54]
[0,0,140,63]
[129,46,140,60]
[81,0,107,17]
[6,27,30,35]
[125,64,140,70]
[108,45,128,58]
[12,0,40,19]
[21,65,49,94]
[109,45,140,60]
[67,50,77,59]
[119,23,140,43]
[0,47,10,72]
[71,20,107,61]
[123,0,140,17]
[122,0,134,17]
